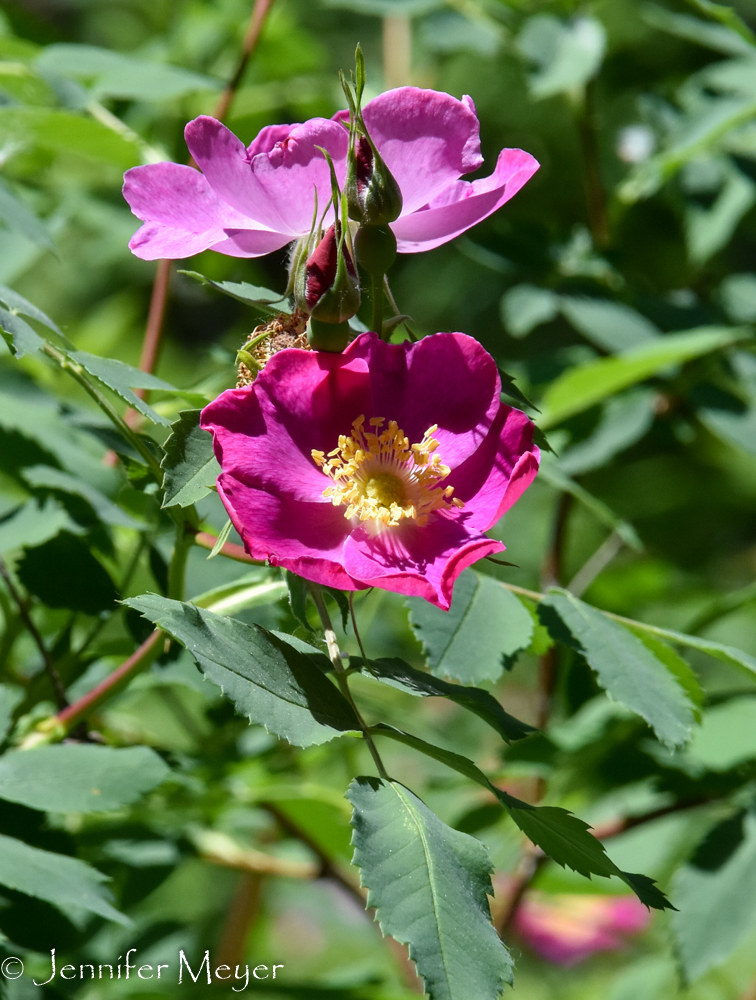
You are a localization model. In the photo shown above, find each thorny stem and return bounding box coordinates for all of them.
[20,631,164,748]
[309,585,390,780]
[0,555,68,710]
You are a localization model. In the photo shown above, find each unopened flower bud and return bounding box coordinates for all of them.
[346,134,403,227]
[293,224,361,351]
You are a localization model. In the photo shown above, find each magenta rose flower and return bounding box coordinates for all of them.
[199,332,539,609]
[123,87,539,261]
[514,892,651,966]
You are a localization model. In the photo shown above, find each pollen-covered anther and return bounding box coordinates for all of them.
[312,414,463,527]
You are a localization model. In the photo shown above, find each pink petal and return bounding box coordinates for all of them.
[208,229,294,257]
[352,87,484,214]
[448,404,540,532]
[123,161,264,260]
[247,117,349,236]
[391,148,539,252]
[247,122,299,157]
[343,515,503,610]
[217,476,356,591]
[185,116,291,234]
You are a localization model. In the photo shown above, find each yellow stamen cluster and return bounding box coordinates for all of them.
[312,414,464,528]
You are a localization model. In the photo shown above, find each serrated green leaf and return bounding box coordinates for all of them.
[672,811,756,981]
[498,366,539,412]
[160,409,219,508]
[0,833,128,925]
[407,570,533,683]
[0,284,62,336]
[66,350,175,426]
[0,498,80,555]
[0,305,44,358]
[0,745,169,813]
[178,271,284,312]
[358,656,536,742]
[347,776,513,1000]
[540,327,747,428]
[606,615,756,678]
[124,595,359,746]
[0,107,140,169]
[371,725,672,910]
[539,589,696,748]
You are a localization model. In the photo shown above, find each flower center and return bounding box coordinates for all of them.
[311,414,464,527]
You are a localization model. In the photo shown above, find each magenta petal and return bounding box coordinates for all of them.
[358,87,483,214]
[392,148,540,252]
[448,405,540,532]
[339,332,501,466]
[217,476,357,591]
[201,385,336,502]
[185,116,292,234]
[343,516,504,610]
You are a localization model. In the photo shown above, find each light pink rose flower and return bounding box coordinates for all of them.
[199,332,539,609]
[514,892,651,966]
[123,88,538,261]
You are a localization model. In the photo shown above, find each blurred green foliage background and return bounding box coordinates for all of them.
[1,0,756,997]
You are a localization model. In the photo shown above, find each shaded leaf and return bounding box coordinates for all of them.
[124,595,359,746]
[500,283,559,338]
[0,106,140,169]
[0,833,128,925]
[672,811,756,981]
[518,15,606,99]
[23,465,143,528]
[160,409,219,508]
[285,570,315,632]
[358,656,536,742]
[347,776,513,1000]
[0,284,62,336]
[0,685,23,742]
[0,498,80,555]
[560,296,660,352]
[37,44,219,102]
[558,389,656,476]
[539,589,696,748]
[407,570,533,683]
[0,180,54,251]
[17,532,119,614]
[0,745,169,813]
[0,305,44,358]
[540,327,746,427]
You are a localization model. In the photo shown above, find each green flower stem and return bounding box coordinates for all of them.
[309,584,390,780]
[42,342,164,484]
[168,522,193,601]
[371,273,384,336]
[20,630,164,748]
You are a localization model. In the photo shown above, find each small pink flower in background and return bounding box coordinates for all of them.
[123,87,538,261]
[514,892,651,966]
[200,332,539,609]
